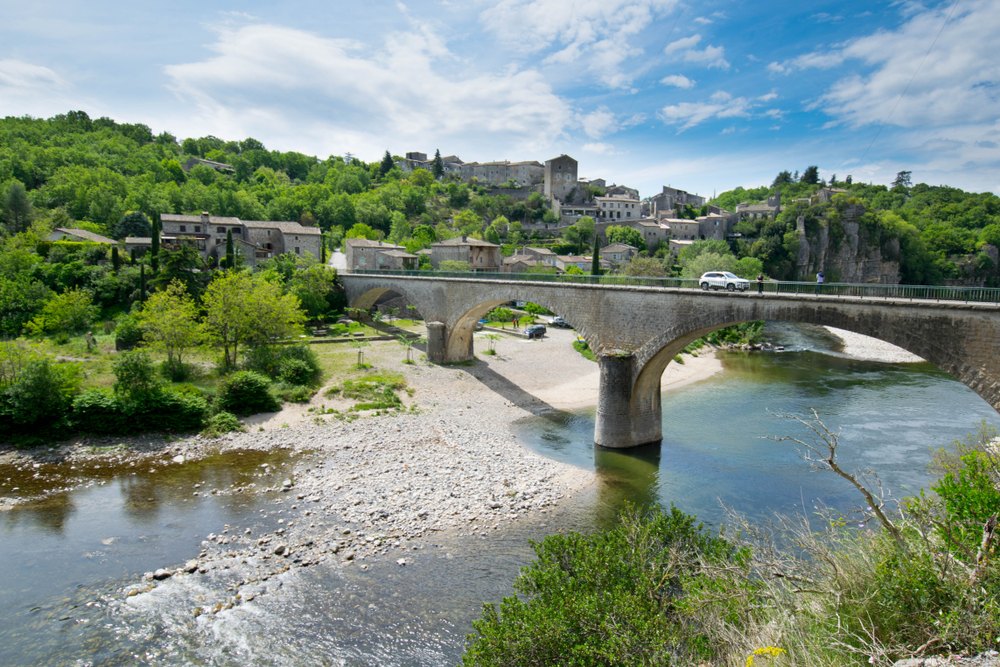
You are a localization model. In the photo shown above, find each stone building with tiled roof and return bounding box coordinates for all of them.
[157,212,321,267]
[47,228,116,244]
[429,235,502,272]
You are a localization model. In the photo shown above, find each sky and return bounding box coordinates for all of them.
[1,0,998,199]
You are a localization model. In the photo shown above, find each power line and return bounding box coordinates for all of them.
[857,0,961,165]
[615,7,685,133]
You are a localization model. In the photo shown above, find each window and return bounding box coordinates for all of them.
[195,226,201,233]
[295,247,300,255]
[217,227,225,233]
[179,225,186,232]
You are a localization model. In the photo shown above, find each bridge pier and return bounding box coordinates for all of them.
[426,322,446,364]
[594,352,663,449]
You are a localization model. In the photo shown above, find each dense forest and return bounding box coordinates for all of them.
[708,168,1000,285]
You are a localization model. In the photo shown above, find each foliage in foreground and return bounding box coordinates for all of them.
[463,504,760,667]
[463,417,1000,667]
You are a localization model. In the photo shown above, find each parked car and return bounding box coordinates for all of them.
[524,324,546,339]
[699,271,751,292]
[550,316,571,328]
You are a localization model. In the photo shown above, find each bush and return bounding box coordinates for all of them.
[72,387,206,434]
[201,411,245,438]
[242,344,321,386]
[278,357,313,385]
[523,302,553,316]
[216,370,279,415]
[114,312,143,350]
[462,504,755,666]
[112,349,163,405]
[0,358,81,432]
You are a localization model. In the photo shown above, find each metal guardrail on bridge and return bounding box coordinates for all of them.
[344,269,1000,304]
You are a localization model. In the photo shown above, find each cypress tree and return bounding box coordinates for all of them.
[225,228,234,269]
[112,246,121,272]
[380,150,394,178]
[150,218,160,272]
[130,248,136,265]
[139,263,147,302]
[590,235,601,276]
[320,235,327,264]
[432,149,444,179]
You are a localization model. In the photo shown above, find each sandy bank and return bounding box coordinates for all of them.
[825,326,925,363]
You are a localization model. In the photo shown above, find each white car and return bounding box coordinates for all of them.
[699,271,751,292]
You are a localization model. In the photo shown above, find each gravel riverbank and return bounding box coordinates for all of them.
[825,326,925,363]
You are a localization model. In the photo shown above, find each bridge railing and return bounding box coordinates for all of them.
[343,269,1000,304]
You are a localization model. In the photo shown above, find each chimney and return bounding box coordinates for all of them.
[462,234,467,242]
[201,212,210,223]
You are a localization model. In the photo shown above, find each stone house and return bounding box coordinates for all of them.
[604,184,640,200]
[503,256,543,273]
[47,228,116,244]
[460,160,544,187]
[736,192,782,220]
[813,187,849,204]
[600,243,638,267]
[649,186,706,216]
[376,249,418,271]
[669,239,694,258]
[544,154,578,203]
[630,220,670,248]
[662,218,700,240]
[556,255,590,271]
[514,246,559,267]
[345,239,405,270]
[596,195,641,221]
[158,213,320,265]
[430,236,502,272]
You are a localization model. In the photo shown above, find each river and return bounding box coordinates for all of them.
[1,322,997,666]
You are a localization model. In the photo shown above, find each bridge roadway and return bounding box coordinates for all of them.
[342,273,1000,449]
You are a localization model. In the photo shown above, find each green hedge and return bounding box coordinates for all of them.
[72,387,207,435]
[216,371,279,416]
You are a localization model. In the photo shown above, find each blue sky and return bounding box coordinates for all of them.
[2,0,998,199]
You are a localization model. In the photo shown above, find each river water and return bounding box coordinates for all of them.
[1,323,997,666]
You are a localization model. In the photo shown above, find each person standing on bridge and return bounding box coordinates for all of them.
[815,271,825,295]
[757,273,764,295]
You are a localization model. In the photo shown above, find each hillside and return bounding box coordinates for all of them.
[710,173,1000,285]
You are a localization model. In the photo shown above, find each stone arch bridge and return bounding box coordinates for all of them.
[342,274,1000,449]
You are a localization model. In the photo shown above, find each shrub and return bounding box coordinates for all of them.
[114,312,143,350]
[112,349,163,405]
[462,504,755,666]
[0,358,81,432]
[278,357,313,385]
[72,387,206,434]
[26,288,98,335]
[201,411,245,438]
[216,371,279,415]
[243,344,321,386]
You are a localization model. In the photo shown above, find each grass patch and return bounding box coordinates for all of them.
[573,339,597,362]
[325,373,408,413]
[673,354,684,364]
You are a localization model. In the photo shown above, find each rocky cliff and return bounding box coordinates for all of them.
[796,204,900,284]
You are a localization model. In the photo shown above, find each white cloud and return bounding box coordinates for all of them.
[694,16,713,25]
[582,142,620,155]
[811,13,843,23]
[658,90,753,130]
[581,106,618,139]
[664,34,729,69]
[660,74,695,89]
[817,0,1000,130]
[480,0,679,89]
[758,91,778,102]
[0,59,93,118]
[163,23,571,159]
[664,34,701,56]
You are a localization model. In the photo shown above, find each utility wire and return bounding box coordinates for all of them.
[857,0,961,164]
[615,7,685,133]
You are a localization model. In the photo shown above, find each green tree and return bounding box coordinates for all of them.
[112,349,163,406]
[111,246,121,272]
[2,181,33,235]
[622,256,666,277]
[388,211,411,245]
[432,149,444,179]
[892,170,913,190]
[203,270,306,369]
[772,170,793,187]
[440,260,471,272]
[288,264,344,318]
[26,287,98,335]
[112,211,152,240]
[140,263,147,302]
[139,279,206,369]
[485,225,501,245]
[151,244,205,298]
[801,165,820,185]
[605,225,647,253]
[379,150,395,178]
[591,236,600,275]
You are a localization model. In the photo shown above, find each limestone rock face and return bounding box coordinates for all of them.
[797,205,900,284]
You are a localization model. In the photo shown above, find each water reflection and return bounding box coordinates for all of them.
[3,491,76,534]
[593,443,661,518]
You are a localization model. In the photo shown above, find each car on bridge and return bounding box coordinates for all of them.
[699,271,751,292]
[524,324,546,339]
